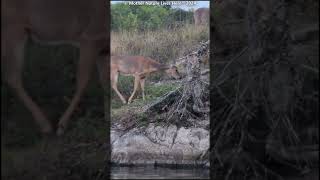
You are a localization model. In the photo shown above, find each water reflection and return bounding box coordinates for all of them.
[111,166,209,179]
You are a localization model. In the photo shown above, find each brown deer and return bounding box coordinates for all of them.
[1,0,108,136]
[110,56,181,104]
[194,8,209,26]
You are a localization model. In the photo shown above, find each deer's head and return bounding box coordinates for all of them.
[165,65,182,80]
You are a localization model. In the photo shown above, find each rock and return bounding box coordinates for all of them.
[111,123,209,166]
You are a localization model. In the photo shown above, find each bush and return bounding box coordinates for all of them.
[111,3,194,32]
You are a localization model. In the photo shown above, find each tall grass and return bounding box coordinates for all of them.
[111,24,209,65]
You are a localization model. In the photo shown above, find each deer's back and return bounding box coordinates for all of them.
[2,0,107,42]
[194,8,209,25]
[111,56,160,75]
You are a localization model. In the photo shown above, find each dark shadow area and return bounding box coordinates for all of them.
[1,1,110,179]
[210,0,319,179]
[1,40,108,180]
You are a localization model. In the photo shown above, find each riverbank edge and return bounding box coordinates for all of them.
[110,162,210,169]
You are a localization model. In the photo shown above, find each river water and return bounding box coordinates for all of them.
[111,166,210,179]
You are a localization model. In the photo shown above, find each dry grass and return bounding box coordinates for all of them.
[111,24,209,65]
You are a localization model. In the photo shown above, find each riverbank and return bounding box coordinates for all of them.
[111,121,209,166]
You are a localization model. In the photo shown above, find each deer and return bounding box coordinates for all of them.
[110,56,181,104]
[1,0,108,136]
[194,8,209,26]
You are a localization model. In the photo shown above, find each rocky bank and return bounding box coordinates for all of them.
[111,122,209,167]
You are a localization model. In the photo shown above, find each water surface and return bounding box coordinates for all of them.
[111,166,210,179]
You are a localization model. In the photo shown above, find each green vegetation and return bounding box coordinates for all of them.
[111,3,194,31]
[111,76,179,116]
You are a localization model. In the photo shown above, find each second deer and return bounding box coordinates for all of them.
[110,56,181,104]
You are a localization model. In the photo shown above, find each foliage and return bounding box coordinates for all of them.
[111,3,194,31]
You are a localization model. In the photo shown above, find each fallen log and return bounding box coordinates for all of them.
[143,87,182,113]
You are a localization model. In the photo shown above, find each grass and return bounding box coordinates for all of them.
[111,24,209,68]
[111,75,180,118]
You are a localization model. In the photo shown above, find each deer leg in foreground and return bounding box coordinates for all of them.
[128,75,140,104]
[111,70,127,104]
[139,78,146,101]
[56,41,97,136]
[2,28,53,134]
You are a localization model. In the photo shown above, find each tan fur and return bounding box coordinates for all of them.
[110,56,181,104]
[194,8,209,26]
[1,0,108,136]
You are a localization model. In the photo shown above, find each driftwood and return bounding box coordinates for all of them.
[165,40,210,124]
[142,40,210,128]
[175,40,210,66]
[143,87,182,113]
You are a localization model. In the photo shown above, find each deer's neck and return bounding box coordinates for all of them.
[149,61,169,72]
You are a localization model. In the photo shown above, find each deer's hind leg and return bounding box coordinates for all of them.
[1,27,53,134]
[128,74,140,104]
[111,70,127,104]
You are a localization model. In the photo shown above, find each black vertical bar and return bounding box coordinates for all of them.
[105,0,111,179]
[209,1,215,180]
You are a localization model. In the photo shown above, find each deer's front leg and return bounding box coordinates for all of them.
[2,27,53,134]
[139,78,146,101]
[56,41,97,136]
